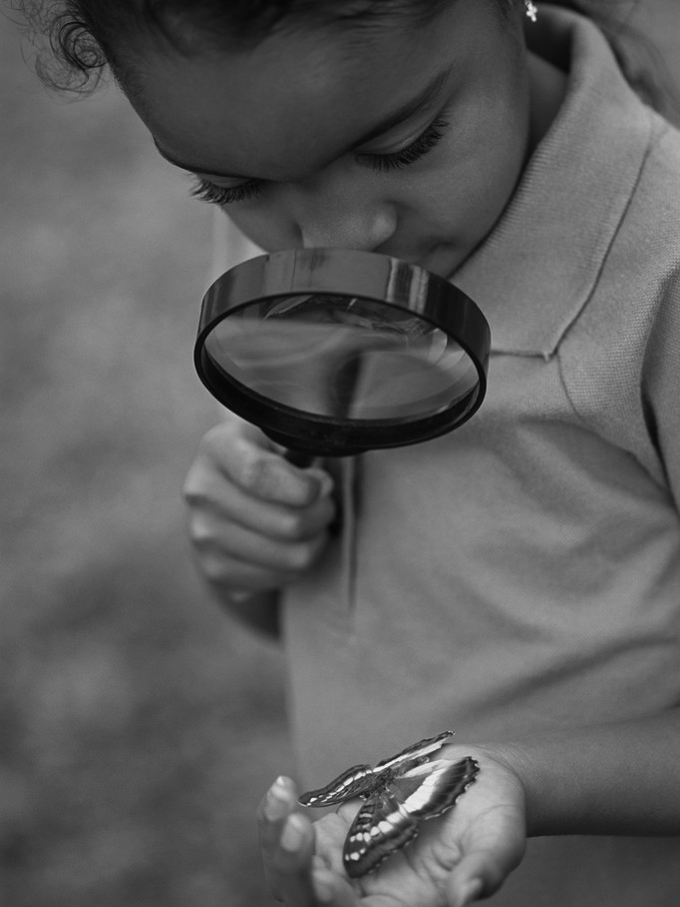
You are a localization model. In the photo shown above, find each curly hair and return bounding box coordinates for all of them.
[17,0,453,92]
[14,0,676,117]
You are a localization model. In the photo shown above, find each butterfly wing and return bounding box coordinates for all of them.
[343,757,479,878]
[394,756,480,819]
[299,731,456,807]
[343,790,418,878]
[298,763,377,807]
[373,730,455,776]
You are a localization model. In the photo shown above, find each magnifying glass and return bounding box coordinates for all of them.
[195,249,490,463]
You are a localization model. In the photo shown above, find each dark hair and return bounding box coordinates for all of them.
[14,0,677,117]
[17,0,453,91]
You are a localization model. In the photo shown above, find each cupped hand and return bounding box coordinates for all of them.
[258,746,527,907]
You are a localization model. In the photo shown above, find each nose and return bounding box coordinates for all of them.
[300,207,397,251]
[283,178,397,251]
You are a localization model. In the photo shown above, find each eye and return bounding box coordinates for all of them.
[188,113,450,205]
[354,115,450,174]
[190,176,265,207]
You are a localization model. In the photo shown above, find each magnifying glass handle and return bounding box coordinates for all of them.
[283,448,317,468]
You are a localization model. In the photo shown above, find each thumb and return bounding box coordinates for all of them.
[445,833,525,906]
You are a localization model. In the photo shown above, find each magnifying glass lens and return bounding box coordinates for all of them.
[204,294,478,422]
[195,250,490,457]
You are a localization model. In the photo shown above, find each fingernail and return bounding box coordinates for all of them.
[458,878,483,905]
[264,777,291,820]
[271,774,290,792]
[281,815,305,852]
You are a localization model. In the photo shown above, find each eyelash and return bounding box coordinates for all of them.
[356,114,450,173]
[190,114,450,207]
[190,177,264,207]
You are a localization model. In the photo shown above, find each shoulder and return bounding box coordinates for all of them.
[615,110,680,344]
[577,106,680,333]
[631,112,680,251]
[556,108,680,479]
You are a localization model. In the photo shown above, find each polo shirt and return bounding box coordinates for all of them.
[276,8,680,905]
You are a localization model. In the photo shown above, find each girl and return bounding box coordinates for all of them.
[24,1,680,904]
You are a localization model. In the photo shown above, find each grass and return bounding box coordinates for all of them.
[1,3,679,906]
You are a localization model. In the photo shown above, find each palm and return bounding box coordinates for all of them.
[310,753,526,907]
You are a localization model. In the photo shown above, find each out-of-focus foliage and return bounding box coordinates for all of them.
[1,12,293,907]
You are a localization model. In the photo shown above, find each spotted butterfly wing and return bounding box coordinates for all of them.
[344,756,479,877]
[298,731,480,879]
[343,789,417,877]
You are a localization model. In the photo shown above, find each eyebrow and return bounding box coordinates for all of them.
[154,141,250,181]
[154,64,452,180]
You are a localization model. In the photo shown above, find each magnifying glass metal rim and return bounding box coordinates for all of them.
[195,248,490,457]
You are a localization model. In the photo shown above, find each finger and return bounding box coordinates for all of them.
[197,553,313,594]
[311,867,359,907]
[190,520,331,586]
[185,471,336,540]
[274,813,318,907]
[259,776,298,900]
[206,427,333,506]
[447,874,484,907]
[445,835,525,907]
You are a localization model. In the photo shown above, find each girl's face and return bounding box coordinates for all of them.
[129,1,537,278]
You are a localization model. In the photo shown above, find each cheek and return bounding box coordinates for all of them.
[414,155,518,239]
[431,113,526,231]
[226,205,299,252]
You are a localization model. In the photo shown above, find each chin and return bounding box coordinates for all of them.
[417,244,466,280]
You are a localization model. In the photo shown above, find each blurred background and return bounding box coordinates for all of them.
[1,3,678,906]
[1,7,293,907]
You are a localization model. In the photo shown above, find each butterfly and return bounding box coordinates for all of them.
[298,730,479,878]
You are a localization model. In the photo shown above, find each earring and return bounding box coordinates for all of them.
[525,0,538,22]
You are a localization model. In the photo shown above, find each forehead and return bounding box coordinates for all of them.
[128,5,496,181]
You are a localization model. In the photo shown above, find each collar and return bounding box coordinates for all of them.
[453,6,654,359]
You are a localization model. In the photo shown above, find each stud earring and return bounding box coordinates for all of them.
[525,0,538,22]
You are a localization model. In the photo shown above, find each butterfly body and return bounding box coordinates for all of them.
[298,731,479,878]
